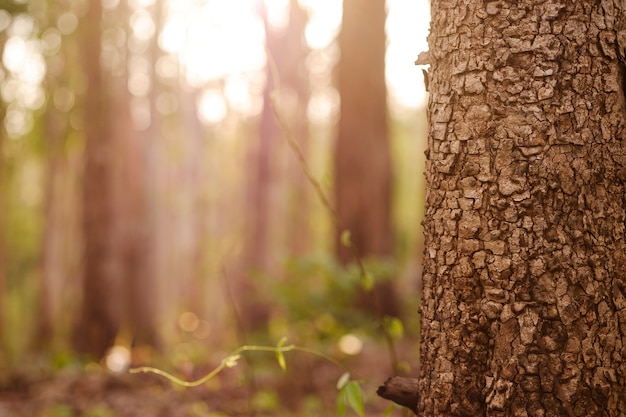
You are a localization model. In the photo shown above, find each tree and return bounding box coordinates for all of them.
[417,1,626,415]
[235,0,311,332]
[73,0,163,357]
[72,0,122,358]
[335,0,397,315]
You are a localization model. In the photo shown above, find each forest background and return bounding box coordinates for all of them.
[0,0,429,415]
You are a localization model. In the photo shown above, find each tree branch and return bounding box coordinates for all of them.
[377,376,419,415]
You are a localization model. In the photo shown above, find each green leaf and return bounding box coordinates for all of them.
[345,381,365,417]
[340,230,352,247]
[276,337,287,371]
[384,403,397,417]
[336,372,350,390]
[276,351,286,371]
[337,388,347,417]
[383,316,404,340]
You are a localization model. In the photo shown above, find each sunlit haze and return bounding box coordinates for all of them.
[1,0,430,135]
[159,0,430,121]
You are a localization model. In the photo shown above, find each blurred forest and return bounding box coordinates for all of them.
[0,0,428,415]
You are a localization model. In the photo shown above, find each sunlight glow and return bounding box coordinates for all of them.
[2,14,47,137]
[307,86,339,125]
[131,9,156,41]
[105,345,132,373]
[265,0,290,30]
[386,0,431,109]
[224,74,263,117]
[0,0,430,139]
[301,0,342,50]
[4,38,46,85]
[338,333,363,356]
[198,89,227,124]
[163,0,265,87]
[160,0,430,114]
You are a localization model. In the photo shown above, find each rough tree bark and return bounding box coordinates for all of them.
[418,1,626,415]
[336,0,397,315]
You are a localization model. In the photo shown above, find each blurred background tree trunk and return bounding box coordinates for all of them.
[35,78,68,350]
[118,0,161,352]
[72,0,121,359]
[335,0,397,316]
[0,98,5,358]
[0,26,7,357]
[283,0,311,257]
[236,0,310,334]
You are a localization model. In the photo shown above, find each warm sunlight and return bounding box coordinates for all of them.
[156,0,430,122]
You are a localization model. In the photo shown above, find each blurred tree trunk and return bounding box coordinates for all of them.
[335,0,397,315]
[283,0,311,256]
[118,0,161,351]
[418,1,626,415]
[0,33,7,356]
[73,0,163,358]
[73,0,122,359]
[237,1,310,332]
[125,0,164,349]
[177,81,207,316]
[237,3,282,333]
[0,104,5,357]
[36,95,67,349]
[35,20,75,349]
[115,84,158,348]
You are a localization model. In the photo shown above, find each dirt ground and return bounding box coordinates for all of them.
[0,342,413,417]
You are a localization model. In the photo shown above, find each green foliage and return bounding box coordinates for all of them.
[130,340,331,388]
[275,337,287,371]
[336,373,364,417]
[268,252,398,339]
[252,389,280,413]
[131,340,376,417]
[383,316,404,340]
[384,403,398,417]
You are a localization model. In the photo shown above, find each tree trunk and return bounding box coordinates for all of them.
[36,101,66,349]
[336,0,397,315]
[419,1,626,415]
[73,0,121,359]
[283,0,311,257]
[0,103,5,356]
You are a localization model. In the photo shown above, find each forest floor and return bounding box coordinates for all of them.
[0,339,417,417]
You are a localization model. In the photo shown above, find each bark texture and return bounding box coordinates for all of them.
[419,1,626,415]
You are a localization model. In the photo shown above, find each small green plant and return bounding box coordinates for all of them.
[336,372,365,417]
[131,338,349,387]
[130,338,368,416]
